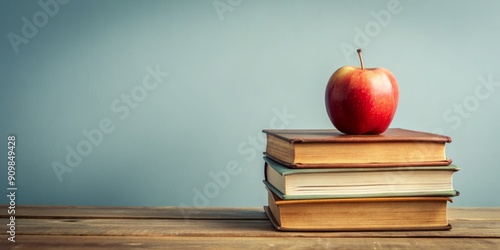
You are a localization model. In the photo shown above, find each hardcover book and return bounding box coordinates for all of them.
[264,188,452,231]
[262,128,452,168]
[264,156,459,199]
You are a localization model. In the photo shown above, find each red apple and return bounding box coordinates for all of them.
[325,49,399,135]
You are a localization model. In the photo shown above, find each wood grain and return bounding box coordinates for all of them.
[1,236,499,250]
[2,217,499,238]
[0,205,267,220]
[0,206,499,249]
[3,205,499,220]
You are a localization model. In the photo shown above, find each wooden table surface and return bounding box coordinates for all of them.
[1,205,499,249]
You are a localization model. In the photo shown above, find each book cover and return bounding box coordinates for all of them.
[262,128,452,168]
[263,156,459,200]
[264,188,453,231]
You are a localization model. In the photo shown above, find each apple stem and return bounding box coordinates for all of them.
[357,48,364,70]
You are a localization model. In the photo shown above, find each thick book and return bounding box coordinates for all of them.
[265,188,452,231]
[262,128,452,168]
[264,156,459,199]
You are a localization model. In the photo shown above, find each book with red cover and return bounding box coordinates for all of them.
[262,128,452,168]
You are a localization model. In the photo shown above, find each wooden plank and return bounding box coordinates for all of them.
[1,206,498,249]
[3,217,500,238]
[0,205,267,220]
[448,207,500,220]
[1,235,499,250]
[2,206,499,220]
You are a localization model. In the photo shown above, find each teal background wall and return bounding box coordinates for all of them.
[1,0,499,208]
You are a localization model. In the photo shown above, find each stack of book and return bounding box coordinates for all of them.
[262,128,459,231]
